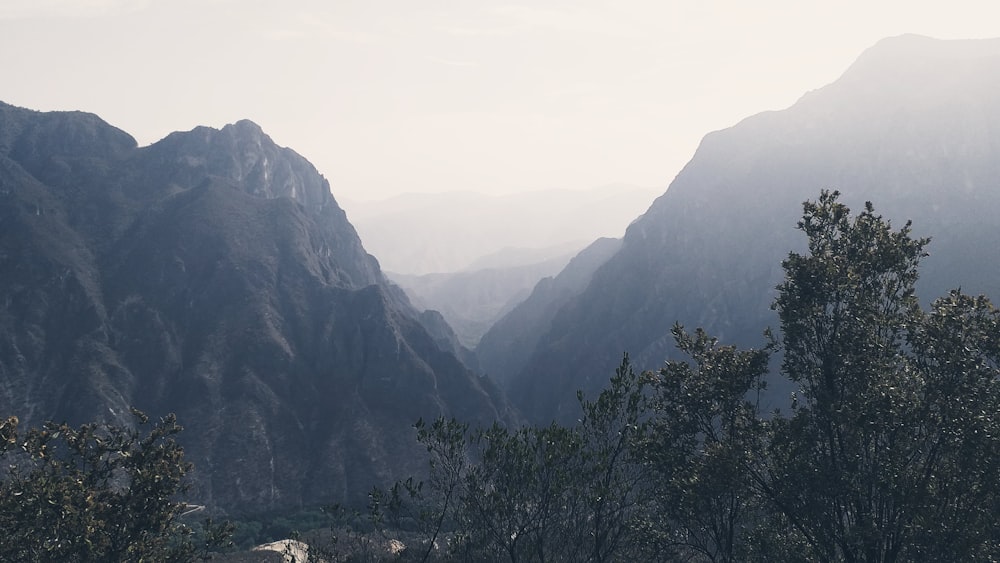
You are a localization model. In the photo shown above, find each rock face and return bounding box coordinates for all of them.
[0,102,511,513]
[507,35,1000,423]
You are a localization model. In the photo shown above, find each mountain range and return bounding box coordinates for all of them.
[388,250,576,348]
[3,32,1000,520]
[0,103,512,514]
[342,185,658,275]
[491,34,1000,423]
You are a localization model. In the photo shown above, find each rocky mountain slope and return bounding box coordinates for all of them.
[0,102,512,513]
[506,35,1000,423]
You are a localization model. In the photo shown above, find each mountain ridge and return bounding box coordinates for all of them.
[504,35,1000,423]
[0,101,512,514]
[343,184,658,275]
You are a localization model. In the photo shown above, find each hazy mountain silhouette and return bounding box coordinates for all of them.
[389,250,576,348]
[476,237,622,387]
[506,35,1000,423]
[0,102,513,513]
[342,185,658,275]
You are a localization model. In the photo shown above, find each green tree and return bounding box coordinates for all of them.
[763,190,1000,562]
[458,423,584,562]
[369,417,471,562]
[378,355,654,563]
[574,353,655,563]
[645,325,771,562]
[904,290,1000,559]
[0,409,228,562]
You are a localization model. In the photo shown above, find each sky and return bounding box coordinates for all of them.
[2,1,1000,202]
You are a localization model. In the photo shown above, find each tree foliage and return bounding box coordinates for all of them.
[764,190,1000,562]
[644,325,772,562]
[0,409,231,562]
[369,356,654,562]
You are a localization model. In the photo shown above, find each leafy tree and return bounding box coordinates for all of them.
[904,290,1000,560]
[645,325,771,562]
[374,356,654,563]
[458,422,584,562]
[370,417,470,562]
[763,190,1000,562]
[0,409,230,562]
[574,354,655,563]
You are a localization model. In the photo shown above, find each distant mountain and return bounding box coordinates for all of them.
[462,242,585,271]
[388,250,576,348]
[507,35,1000,423]
[476,237,622,386]
[342,185,658,275]
[0,102,513,514]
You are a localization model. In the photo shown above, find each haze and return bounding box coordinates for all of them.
[2,1,1000,203]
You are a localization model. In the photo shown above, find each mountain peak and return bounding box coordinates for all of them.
[0,101,137,162]
[839,35,1000,86]
[771,34,1000,129]
[503,34,1000,424]
[0,103,511,513]
[150,119,334,210]
[868,33,1000,57]
[228,118,265,135]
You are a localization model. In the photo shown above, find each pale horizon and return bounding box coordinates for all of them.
[3,1,1000,202]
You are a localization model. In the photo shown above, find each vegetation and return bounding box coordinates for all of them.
[350,190,1000,562]
[762,191,1000,561]
[0,409,233,562]
[4,190,998,562]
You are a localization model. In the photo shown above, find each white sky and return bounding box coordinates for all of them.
[2,1,1000,201]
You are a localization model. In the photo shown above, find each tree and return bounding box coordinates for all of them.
[904,290,1000,560]
[458,422,584,562]
[763,190,1000,562]
[0,409,227,562]
[370,416,470,562]
[574,354,656,563]
[645,325,771,562]
[376,356,654,563]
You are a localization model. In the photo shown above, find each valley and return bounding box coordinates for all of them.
[3,33,1000,561]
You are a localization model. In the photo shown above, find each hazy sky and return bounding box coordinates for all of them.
[3,1,1000,201]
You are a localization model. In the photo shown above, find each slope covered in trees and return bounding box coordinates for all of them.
[354,192,1000,562]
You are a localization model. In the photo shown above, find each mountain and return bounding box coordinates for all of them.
[507,35,1000,423]
[461,242,585,271]
[389,251,576,348]
[0,102,512,514]
[342,185,658,275]
[476,237,622,386]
